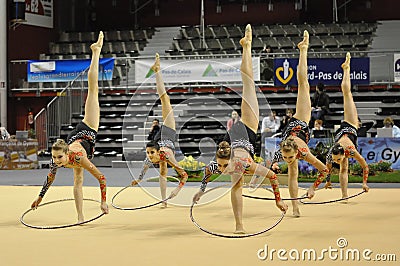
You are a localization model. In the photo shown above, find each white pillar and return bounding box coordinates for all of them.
[333,0,338,23]
[0,0,7,128]
[200,0,205,49]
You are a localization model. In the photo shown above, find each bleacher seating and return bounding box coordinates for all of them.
[161,22,377,84]
[25,22,377,90]
[57,85,400,163]
[29,28,155,90]
[48,28,154,61]
[168,22,376,58]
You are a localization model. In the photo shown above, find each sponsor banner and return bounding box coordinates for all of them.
[0,140,38,170]
[394,54,400,82]
[27,58,115,82]
[274,57,370,86]
[135,57,260,84]
[265,137,400,169]
[24,0,54,28]
[358,138,400,169]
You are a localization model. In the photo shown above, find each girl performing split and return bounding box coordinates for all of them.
[31,32,108,221]
[271,31,328,217]
[324,53,369,197]
[132,53,188,208]
[193,25,287,234]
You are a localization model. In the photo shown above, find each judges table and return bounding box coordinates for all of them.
[0,139,38,170]
[265,137,400,170]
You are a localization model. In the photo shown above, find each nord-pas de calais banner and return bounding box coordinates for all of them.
[274,57,369,86]
[394,54,400,82]
[24,0,54,28]
[27,58,115,82]
[135,58,260,84]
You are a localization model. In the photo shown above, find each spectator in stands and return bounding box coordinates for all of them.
[260,111,280,159]
[324,53,369,197]
[227,110,240,131]
[278,108,294,133]
[311,119,324,138]
[357,117,366,137]
[27,108,34,130]
[260,44,273,56]
[147,118,160,141]
[260,110,280,159]
[193,25,287,234]
[382,117,400,138]
[314,119,324,130]
[0,146,12,169]
[0,123,10,140]
[311,82,329,124]
[260,44,274,81]
[132,53,189,207]
[31,32,109,221]
[271,31,329,217]
[261,111,280,138]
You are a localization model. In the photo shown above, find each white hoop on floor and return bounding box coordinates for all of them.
[300,190,366,204]
[20,198,105,229]
[243,185,309,201]
[190,185,285,238]
[111,176,180,210]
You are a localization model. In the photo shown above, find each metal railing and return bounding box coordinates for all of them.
[34,108,47,151]
[33,69,88,150]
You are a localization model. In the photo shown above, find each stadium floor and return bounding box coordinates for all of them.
[0,168,399,265]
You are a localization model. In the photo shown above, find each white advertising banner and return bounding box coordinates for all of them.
[394,54,400,82]
[135,57,260,84]
[24,0,53,28]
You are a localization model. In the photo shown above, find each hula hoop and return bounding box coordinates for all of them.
[299,189,366,205]
[111,176,179,211]
[190,185,285,238]
[20,198,105,229]
[243,186,309,201]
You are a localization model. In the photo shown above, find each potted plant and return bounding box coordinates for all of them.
[177,156,206,179]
